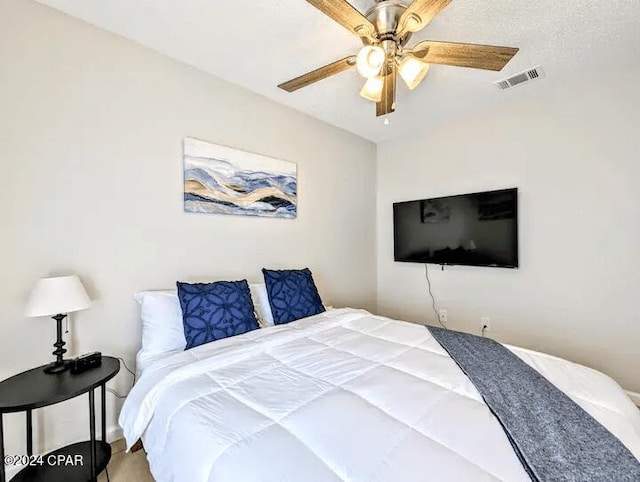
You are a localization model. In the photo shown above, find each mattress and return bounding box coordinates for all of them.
[120,308,640,482]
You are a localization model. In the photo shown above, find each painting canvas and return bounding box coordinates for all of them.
[183,137,297,218]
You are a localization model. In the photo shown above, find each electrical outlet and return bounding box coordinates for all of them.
[481,317,491,333]
[438,309,448,325]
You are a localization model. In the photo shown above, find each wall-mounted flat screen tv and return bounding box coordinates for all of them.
[393,188,518,268]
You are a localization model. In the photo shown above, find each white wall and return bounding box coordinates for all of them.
[377,68,640,394]
[0,0,376,460]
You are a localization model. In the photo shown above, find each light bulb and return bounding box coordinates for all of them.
[356,45,386,79]
[384,118,390,126]
[398,56,430,90]
[360,77,384,102]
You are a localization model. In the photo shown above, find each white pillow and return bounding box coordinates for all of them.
[135,284,274,354]
[134,291,186,353]
[249,283,275,327]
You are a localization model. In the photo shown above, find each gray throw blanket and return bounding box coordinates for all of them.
[428,326,640,482]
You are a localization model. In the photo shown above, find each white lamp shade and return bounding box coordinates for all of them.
[25,275,92,317]
[356,45,385,79]
[398,56,430,90]
[360,77,384,102]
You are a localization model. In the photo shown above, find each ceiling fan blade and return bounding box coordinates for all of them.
[410,40,519,71]
[306,0,376,39]
[398,0,452,36]
[376,64,397,117]
[278,56,356,92]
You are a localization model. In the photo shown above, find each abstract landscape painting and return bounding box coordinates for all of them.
[183,138,297,218]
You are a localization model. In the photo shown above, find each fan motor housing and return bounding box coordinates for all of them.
[365,0,412,46]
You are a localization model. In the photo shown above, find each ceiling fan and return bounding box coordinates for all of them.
[278,0,519,118]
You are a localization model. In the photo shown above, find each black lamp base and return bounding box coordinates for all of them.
[43,360,71,374]
[44,313,70,375]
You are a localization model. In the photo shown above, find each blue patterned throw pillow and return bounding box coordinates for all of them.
[262,268,325,325]
[177,280,259,350]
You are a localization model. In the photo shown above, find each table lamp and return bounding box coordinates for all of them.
[25,275,92,374]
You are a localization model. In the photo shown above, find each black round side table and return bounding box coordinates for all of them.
[0,356,120,482]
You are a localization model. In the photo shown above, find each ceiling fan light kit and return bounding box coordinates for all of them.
[278,0,520,118]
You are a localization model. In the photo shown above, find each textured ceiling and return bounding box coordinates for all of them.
[37,0,640,143]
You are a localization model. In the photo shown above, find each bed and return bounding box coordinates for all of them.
[120,307,640,481]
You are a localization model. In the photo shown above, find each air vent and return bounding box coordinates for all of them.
[494,65,544,90]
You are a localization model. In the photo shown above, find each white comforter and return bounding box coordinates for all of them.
[120,309,640,482]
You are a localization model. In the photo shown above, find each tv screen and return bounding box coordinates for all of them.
[393,188,518,268]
